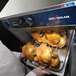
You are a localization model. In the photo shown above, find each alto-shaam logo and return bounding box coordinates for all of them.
[48,15,70,22]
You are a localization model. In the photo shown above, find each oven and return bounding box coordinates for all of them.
[0,1,76,76]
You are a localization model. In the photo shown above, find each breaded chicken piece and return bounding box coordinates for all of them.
[22,42,59,67]
[32,31,47,44]
[58,35,67,48]
[32,31,67,48]
[36,43,52,66]
[50,56,59,67]
[50,50,59,67]
[22,42,36,61]
[36,43,59,67]
[45,31,60,47]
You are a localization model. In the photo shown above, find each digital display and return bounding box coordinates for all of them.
[10,21,16,24]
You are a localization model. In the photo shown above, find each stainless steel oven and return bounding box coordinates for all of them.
[0,1,76,76]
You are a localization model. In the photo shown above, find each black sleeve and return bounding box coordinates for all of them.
[0,20,24,52]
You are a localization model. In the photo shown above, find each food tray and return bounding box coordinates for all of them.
[22,30,75,75]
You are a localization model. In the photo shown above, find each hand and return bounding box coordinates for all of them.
[20,53,25,60]
[20,54,51,76]
[32,67,51,76]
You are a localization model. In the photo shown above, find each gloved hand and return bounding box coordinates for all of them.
[20,53,51,76]
[32,67,51,76]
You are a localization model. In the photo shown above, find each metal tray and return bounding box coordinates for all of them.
[9,28,75,75]
[21,30,75,76]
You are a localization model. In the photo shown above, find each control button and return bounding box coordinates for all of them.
[18,18,25,26]
[25,17,35,27]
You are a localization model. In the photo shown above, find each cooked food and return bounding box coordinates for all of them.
[59,30,66,36]
[45,31,60,45]
[36,43,52,66]
[45,31,60,47]
[32,31,67,48]
[21,29,67,68]
[58,36,67,48]
[50,56,59,67]
[34,56,39,62]
[45,31,67,48]
[39,60,49,66]
[36,43,59,67]
[50,50,59,67]
[22,42,36,61]
[32,31,47,44]
[22,42,59,67]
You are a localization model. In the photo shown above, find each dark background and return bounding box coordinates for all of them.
[0,21,24,52]
[0,0,9,12]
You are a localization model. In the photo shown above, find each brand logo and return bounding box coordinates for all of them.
[48,15,70,22]
[63,1,76,7]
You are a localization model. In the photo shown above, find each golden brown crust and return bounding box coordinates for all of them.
[22,30,67,67]
[39,60,49,66]
[45,32,60,45]
[50,48,59,67]
[32,31,47,44]
[22,42,36,61]
[50,56,59,67]
[35,40,41,44]
[58,36,67,48]
[34,56,39,63]
[32,31,67,48]
[22,42,60,67]
[36,43,52,64]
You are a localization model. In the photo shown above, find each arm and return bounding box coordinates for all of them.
[26,71,37,76]
[20,53,51,76]
[12,52,37,76]
[12,51,21,58]
[26,67,51,76]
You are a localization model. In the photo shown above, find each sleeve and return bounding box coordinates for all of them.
[0,40,25,76]
[12,51,21,58]
[26,71,37,76]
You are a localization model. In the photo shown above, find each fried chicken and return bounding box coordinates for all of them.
[32,31,67,48]
[58,36,67,48]
[50,50,59,67]
[36,43,52,66]
[32,31,47,44]
[22,42,36,61]
[45,31,60,47]
[45,32,60,45]
[50,56,59,67]
[22,42,60,67]
[36,43,59,67]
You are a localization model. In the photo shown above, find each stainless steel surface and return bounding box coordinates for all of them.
[71,45,76,76]
[0,3,62,20]
[9,26,76,43]
[0,0,74,19]
[0,1,75,20]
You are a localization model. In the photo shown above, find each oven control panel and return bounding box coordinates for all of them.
[2,1,76,29]
[9,16,35,27]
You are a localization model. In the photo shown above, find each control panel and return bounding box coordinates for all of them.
[2,1,76,29]
[5,16,35,28]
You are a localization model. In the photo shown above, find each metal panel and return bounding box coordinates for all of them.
[0,0,74,18]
